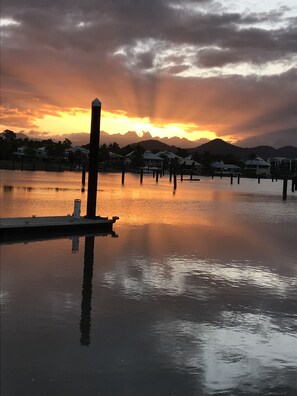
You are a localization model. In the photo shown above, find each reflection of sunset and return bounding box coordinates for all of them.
[35,109,217,142]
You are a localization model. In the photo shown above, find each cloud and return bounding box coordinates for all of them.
[1,0,297,144]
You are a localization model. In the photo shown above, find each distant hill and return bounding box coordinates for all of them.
[130,138,297,159]
[188,138,297,159]
[126,139,179,152]
[190,139,246,157]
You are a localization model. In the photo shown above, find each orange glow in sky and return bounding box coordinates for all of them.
[35,109,218,142]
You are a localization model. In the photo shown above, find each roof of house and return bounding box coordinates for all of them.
[143,151,164,161]
[211,161,240,169]
[244,156,269,166]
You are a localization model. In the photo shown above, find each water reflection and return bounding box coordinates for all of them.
[80,236,94,346]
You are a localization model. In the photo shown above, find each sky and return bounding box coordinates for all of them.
[1,0,297,148]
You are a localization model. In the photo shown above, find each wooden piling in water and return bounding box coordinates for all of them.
[173,174,177,190]
[140,169,143,184]
[230,175,233,185]
[121,168,125,185]
[237,175,240,184]
[156,170,159,183]
[86,98,101,218]
[190,173,193,181]
[258,176,261,184]
[169,171,172,182]
[283,178,288,200]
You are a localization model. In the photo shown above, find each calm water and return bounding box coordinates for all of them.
[1,170,297,395]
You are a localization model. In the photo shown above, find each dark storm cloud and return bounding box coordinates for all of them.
[1,0,297,144]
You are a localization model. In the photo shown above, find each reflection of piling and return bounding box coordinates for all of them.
[140,169,143,184]
[291,177,297,193]
[180,172,183,181]
[237,175,240,184]
[82,162,86,187]
[80,236,95,346]
[169,171,172,182]
[173,174,177,190]
[86,99,101,218]
[156,170,159,183]
[230,175,233,185]
[283,178,288,200]
[258,176,261,184]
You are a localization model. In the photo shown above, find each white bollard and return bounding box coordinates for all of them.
[73,199,81,218]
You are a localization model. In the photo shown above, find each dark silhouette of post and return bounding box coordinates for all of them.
[237,174,240,184]
[156,170,159,183]
[86,99,101,218]
[80,236,95,346]
[283,178,288,200]
[140,168,143,184]
[174,174,177,190]
[121,166,125,185]
[230,174,233,185]
[258,176,261,184]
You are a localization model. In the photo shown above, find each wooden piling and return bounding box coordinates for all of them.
[258,176,261,184]
[190,173,193,181]
[180,172,183,181]
[237,174,240,184]
[220,172,223,179]
[156,170,159,183]
[86,98,101,218]
[140,169,143,184]
[283,178,288,200]
[121,168,125,185]
[173,174,177,190]
[230,175,233,185]
[169,171,172,182]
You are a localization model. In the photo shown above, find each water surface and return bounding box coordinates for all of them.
[1,170,297,395]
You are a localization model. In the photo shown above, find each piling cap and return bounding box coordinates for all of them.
[92,98,101,107]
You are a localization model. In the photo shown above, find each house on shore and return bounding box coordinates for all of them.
[211,160,241,175]
[142,151,164,171]
[244,156,270,177]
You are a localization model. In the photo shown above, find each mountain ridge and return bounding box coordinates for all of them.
[128,138,297,159]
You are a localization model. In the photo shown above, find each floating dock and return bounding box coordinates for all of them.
[0,215,119,243]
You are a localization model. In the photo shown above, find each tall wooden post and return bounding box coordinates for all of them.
[86,99,101,218]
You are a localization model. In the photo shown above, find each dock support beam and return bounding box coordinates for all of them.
[86,99,101,218]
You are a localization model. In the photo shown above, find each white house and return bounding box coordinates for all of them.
[244,156,270,176]
[180,155,202,171]
[142,151,164,170]
[211,161,241,175]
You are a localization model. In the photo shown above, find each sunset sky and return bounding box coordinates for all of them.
[1,0,297,147]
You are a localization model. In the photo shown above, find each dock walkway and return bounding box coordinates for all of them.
[0,215,118,242]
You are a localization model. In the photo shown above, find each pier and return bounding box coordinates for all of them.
[0,215,119,243]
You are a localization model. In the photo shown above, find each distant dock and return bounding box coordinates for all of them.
[0,215,119,243]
